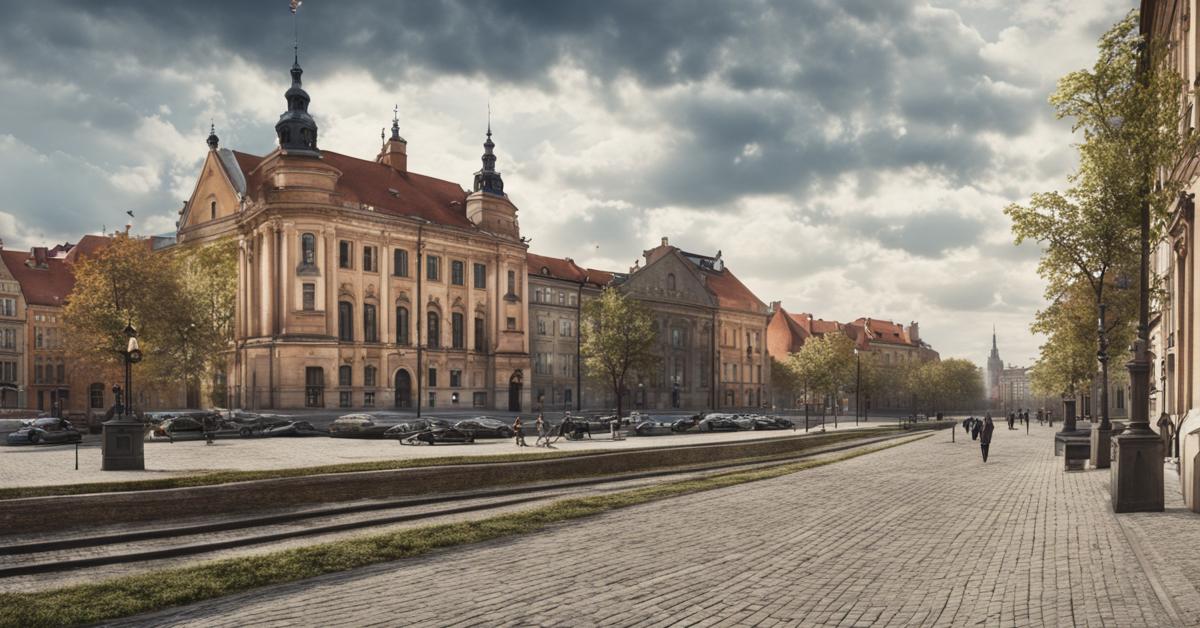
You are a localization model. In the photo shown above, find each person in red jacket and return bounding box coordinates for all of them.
[980,415,995,462]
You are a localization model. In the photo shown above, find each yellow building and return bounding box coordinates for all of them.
[175,52,531,411]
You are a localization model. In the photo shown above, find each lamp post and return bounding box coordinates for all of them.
[854,348,861,426]
[1092,302,1113,468]
[102,323,145,470]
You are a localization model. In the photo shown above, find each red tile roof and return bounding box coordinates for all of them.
[1,250,74,307]
[234,150,477,230]
[62,234,114,264]
[702,267,765,313]
[854,317,913,346]
[527,252,614,288]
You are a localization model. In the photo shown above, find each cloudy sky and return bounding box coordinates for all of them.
[0,0,1133,368]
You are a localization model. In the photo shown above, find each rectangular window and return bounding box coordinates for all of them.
[339,241,352,269]
[364,391,375,407]
[364,304,378,342]
[339,391,351,408]
[672,328,682,348]
[561,320,573,337]
[537,319,547,335]
[0,298,12,317]
[1117,387,1125,409]
[507,317,516,330]
[474,317,485,351]
[450,369,462,387]
[452,312,465,349]
[428,368,438,388]
[559,292,565,305]
[394,249,409,277]
[363,246,376,272]
[428,391,436,408]
[305,367,324,408]
[569,293,577,306]
[56,364,64,383]
[451,260,465,286]
[427,255,441,281]
[473,263,486,289]
[473,391,487,407]
[302,283,315,311]
[507,270,516,295]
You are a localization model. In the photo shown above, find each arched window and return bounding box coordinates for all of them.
[338,365,352,387]
[363,304,378,342]
[667,273,676,291]
[427,311,441,349]
[210,201,217,221]
[338,301,354,342]
[301,233,316,266]
[396,306,410,345]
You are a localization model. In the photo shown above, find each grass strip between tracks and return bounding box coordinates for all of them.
[0,428,899,501]
[0,432,929,628]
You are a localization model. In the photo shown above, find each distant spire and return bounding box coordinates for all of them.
[992,325,997,350]
[389,104,405,142]
[206,120,219,150]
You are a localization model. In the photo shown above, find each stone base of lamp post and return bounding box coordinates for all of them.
[1054,398,1087,457]
[1111,430,1164,512]
[102,418,145,471]
[1090,426,1112,469]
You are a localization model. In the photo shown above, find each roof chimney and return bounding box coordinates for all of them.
[661,236,669,247]
[769,300,781,313]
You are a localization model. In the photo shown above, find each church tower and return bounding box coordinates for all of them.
[987,327,1003,405]
[274,47,320,156]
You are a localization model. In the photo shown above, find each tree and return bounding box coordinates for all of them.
[580,288,659,418]
[63,235,238,409]
[789,333,855,421]
[1005,11,1188,427]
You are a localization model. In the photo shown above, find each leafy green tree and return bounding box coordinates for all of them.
[63,235,238,409]
[1006,11,1187,425]
[789,333,856,420]
[580,288,659,418]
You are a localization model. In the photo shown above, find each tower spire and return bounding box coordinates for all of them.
[206,120,219,150]
[473,108,503,195]
[389,104,404,142]
[275,41,319,156]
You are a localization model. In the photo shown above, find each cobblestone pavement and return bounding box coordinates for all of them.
[0,418,897,489]
[2,435,927,594]
[108,423,1192,627]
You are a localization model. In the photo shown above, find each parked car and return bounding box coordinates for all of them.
[328,413,407,438]
[384,419,450,440]
[146,416,239,441]
[697,414,742,432]
[454,417,515,439]
[741,414,791,430]
[671,415,701,432]
[227,411,296,436]
[401,427,476,445]
[633,419,675,436]
[260,420,326,437]
[6,417,82,445]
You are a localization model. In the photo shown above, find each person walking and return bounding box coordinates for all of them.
[610,415,622,440]
[972,415,983,441]
[980,415,995,462]
[535,414,547,447]
[1037,408,1044,426]
[1006,412,1014,431]
[513,416,527,447]
[962,416,971,435]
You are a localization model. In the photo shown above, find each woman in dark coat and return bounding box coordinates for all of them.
[971,416,983,441]
[980,415,995,462]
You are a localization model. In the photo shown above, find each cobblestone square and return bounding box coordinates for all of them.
[106,423,1200,627]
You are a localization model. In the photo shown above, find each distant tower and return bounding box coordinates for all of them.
[275,46,319,156]
[987,327,1003,406]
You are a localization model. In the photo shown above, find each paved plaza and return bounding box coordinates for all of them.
[0,417,890,489]
[102,422,1200,628]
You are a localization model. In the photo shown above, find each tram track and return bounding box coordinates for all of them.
[0,430,928,581]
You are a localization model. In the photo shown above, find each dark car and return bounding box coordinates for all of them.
[227,411,294,436]
[328,413,406,438]
[384,419,450,440]
[454,417,514,439]
[147,416,239,441]
[671,415,701,432]
[261,420,325,437]
[744,414,791,430]
[6,418,82,445]
[697,414,742,432]
[401,427,476,445]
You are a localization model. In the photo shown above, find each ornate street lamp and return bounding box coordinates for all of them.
[102,323,145,470]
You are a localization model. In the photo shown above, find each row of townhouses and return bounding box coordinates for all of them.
[2,49,939,418]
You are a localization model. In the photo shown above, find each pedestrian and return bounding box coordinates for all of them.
[513,416,527,447]
[962,417,971,434]
[980,415,995,462]
[1048,410,1054,428]
[535,413,547,447]
[610,415,622,440]
[972,416,983,441]
[1037,408,1044,425]
[1007,412,1014,431]
[1023,410,1029,426]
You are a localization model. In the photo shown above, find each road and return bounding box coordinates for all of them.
[106,422,1189,627]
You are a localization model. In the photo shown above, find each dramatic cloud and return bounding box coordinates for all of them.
[0,0,1135,367]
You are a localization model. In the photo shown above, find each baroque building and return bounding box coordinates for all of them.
[175,51,531,411]
[0,251,24,409]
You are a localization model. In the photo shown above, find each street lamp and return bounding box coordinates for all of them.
[854,348,861,426]
[103,323,145,470]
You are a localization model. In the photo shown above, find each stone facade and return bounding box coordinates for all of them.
[526,254,607,412]
[174,57,531,412]
[0,259,24,408]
